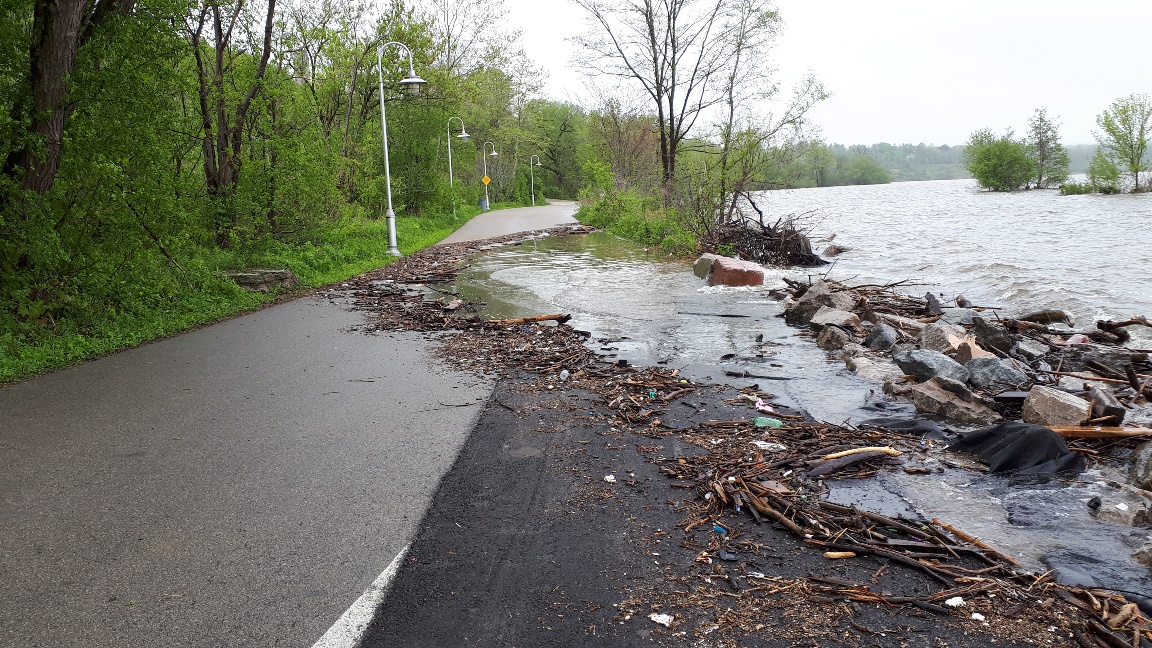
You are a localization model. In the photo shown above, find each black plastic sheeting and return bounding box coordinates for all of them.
[948,421,1085,474]
[858,417,951,440]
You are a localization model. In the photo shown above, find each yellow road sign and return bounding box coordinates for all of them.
[482,175,491,185]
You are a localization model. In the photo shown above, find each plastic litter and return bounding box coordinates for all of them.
[753,417,784,428]
[971,612,986,621]
[750,440,787,452]
[603,475,617,483]
[559,369,569,382]
[944,596,965,607]
[648,613,674,627]
[754,399,775,413]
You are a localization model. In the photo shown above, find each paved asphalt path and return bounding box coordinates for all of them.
[438,200,578,243]
[0,201,579,647]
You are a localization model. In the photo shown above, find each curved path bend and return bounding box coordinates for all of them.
[0,200,578,648]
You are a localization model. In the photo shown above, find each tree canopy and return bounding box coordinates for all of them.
[962,129,1034,192]
[1095,93,1151,191]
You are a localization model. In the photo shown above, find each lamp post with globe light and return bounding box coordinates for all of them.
[446,117,470,217]
[529,154,542,206]
[376,41,427,256]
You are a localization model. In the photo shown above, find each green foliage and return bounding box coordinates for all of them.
[0,0,584,382]
[962,129,1035,191]
[1094,93,1152,191]
[835,153,893,185]
[1087,151,1122,193]
[1025,108,1069,188]
[1058,182,1094,196]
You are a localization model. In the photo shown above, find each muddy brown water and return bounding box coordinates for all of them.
[454,231,1152,603]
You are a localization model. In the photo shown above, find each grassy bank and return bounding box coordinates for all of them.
[0,206,491,383]
[574,190,697,255]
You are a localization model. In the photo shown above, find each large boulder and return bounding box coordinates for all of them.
[1013,339,1049,361]
[893,349,970,383]
[871,312,926,333]
[1130,441,1152,491]
[708,257,765,287]
[972,316,1014,353]
[865,322,899,351]
[955,341,995,364]
[816,325,853,350]
[693,253,721,279]
[1018,309,1075,326]
[940,308,981,326]
[220,268,300,292]
[785,281,858,325]
[965,357,1029,390]
[810,306,862,332]
[846,355,905,382]
[919,322,970,354]
[1020,386,1090,427]
[1089,484,1152,527]
[898,377,1001,426]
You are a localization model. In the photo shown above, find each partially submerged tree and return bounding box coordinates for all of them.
[963,129,1034,192]
[1095,93,1151,191]
[1024,108,1069,188]
[1087,150,1121,193]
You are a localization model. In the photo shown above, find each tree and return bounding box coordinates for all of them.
[1025,108,1069,188]
[839,154,891,185]
[1,0,137,195]
[572,0,781,188]
[1095,93,1151,191]
[963,128,1034,192]
[185,0,278,242]
[421,0,516,77]
[1087,150,1121,194]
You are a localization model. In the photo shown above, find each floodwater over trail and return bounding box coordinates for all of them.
[453,209,1152,605]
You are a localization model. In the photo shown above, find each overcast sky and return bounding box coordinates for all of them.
[504,0,1148,145]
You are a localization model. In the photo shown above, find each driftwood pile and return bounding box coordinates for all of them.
[718,218,827,267]
[651,402,1152,646]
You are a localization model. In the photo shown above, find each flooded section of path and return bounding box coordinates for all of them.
[457,232,876,424]
[455,230,1152,602]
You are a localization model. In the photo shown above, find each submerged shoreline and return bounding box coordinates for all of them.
[347,226,1152,646]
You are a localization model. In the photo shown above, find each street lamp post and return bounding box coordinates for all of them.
[529,154,542,206]
[482,141,498,210]
[376,41,427,256]
[446,117,470,218]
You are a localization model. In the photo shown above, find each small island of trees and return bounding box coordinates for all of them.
[963,95,1151,194]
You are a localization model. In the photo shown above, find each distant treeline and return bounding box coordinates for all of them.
[785,142,1098,188]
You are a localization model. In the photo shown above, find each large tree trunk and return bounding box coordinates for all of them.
[2,0,137,196]
[2,0,85,195]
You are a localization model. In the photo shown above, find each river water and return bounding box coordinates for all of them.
[452,183,1152,604]
[754,178,1152,346]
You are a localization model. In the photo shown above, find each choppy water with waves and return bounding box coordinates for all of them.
[754,178,1152,346]
[452,194,1152,606]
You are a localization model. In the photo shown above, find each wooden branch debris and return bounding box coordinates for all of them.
[486,313,573,326]
[822,446,902,460]
[1050,425,1152,438]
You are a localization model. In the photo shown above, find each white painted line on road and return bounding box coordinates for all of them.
[311,543,410,648]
